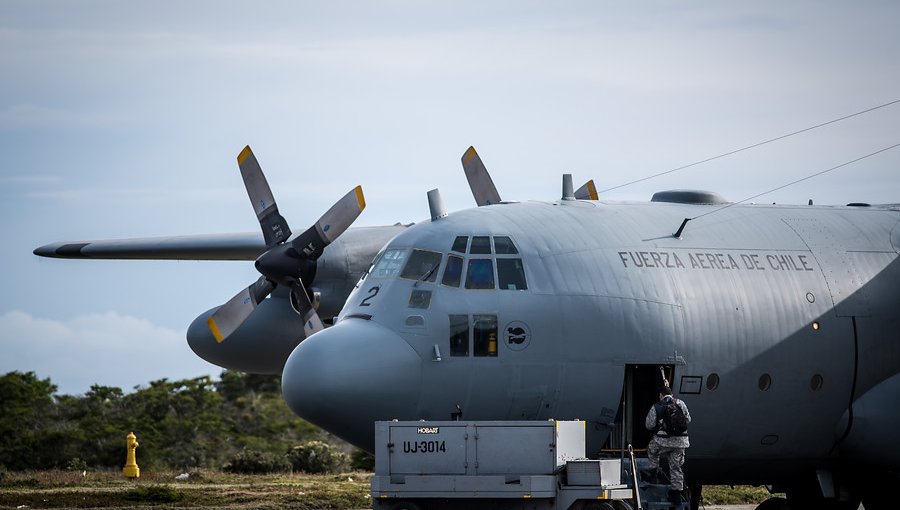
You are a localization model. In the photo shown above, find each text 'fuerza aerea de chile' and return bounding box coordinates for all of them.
[616,251,815,272]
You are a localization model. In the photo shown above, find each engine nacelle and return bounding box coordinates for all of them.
[187,294,307,374]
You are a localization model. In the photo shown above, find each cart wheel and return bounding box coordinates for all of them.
[389,501,422,510]
[612,501,633,510]
[583,502,615,510]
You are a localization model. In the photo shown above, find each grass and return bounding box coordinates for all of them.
[0,469,373,509]
[0,469,778,508]
[702,485,781,505]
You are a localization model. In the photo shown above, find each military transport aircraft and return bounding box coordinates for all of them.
[35,145,900,510]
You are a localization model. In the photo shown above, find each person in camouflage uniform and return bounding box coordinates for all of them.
[645,385,691,503]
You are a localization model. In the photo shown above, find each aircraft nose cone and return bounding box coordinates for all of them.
[282,319,422,450]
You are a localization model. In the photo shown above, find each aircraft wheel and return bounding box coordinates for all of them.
[861,498,889,510]
[783,492,860,510]
[859,470,895,510]
[862,491,891,510]
[754,497,791,510]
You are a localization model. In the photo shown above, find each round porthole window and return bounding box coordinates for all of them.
[706,373,720,391]
[810,374,824,391]
[758,374,772,391]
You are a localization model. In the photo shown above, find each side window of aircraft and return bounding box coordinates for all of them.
[473,314,498,357]
[442,255,463,287]
[465,259,495,289]
[470,236,492,254]
[400,249,442,282]
[449,314,469,357]
[497,258,527,290]
[493,236,518,254]
[408,289,432,309]
[451,236,468,253]
[370,249,407,278]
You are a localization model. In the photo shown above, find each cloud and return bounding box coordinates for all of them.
[0,310,218,395]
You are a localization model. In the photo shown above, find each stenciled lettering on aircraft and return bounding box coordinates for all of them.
[616,251,815,273]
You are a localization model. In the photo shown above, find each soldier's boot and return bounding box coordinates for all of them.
[667,489,684,507]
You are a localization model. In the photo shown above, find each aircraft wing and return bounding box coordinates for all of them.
[33,232,266,260]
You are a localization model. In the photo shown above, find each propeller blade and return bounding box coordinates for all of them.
[237,146,292,247]
[461,146,502,206]
[290,186,366,260]
[207,276,276,343]
[288,281,325,337]
[575,180,599,200]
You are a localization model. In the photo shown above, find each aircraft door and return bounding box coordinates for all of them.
[607,364,675,452]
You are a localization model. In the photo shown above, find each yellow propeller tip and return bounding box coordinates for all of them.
[355,185,366,210]
[462,146,477,163]
[587,180,599,200]
[237,146,253,165]
[208,317,225,343]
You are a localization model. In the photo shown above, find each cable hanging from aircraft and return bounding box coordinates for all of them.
[601,97,900,194]
[672,140,900,238]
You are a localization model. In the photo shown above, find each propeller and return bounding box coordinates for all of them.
[461,146,502,206]
[207,146,366,343]
[575,179,599,200]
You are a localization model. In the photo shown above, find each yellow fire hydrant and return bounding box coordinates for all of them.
[123,432,140,478]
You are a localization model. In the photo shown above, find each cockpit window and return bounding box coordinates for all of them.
[451,236,468,253]
[442,254,463,287]
[494,236,518,254]
[370,249,407,278]
[470,236,492,254]
[449,315,469,356]
[465,259,495,289]
[497,259,527,290]
[400,249,442,282]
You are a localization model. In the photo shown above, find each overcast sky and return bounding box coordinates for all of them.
[2,1,899,395]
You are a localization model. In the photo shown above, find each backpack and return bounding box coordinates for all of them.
[659,398,688,436]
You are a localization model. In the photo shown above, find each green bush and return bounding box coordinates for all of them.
[223,449,291,474]
[0,465,6,485]
[350,448,375,471]
[287,440,349,474]
[65,457,88,471]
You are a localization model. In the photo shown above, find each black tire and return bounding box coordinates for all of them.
[862,498,890,510]
[787,490,862,510]
[389,501,422,510]
[582,502,615,510]
[754,497,792,510]
[858,469,894,510]
[611,501,633,510]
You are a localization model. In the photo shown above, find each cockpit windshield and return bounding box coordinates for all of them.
[365,236,527,290]
[400,249,442,282]
[370,248,407,278]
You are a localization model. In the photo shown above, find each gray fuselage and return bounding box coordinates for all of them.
[282,198,900,485]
